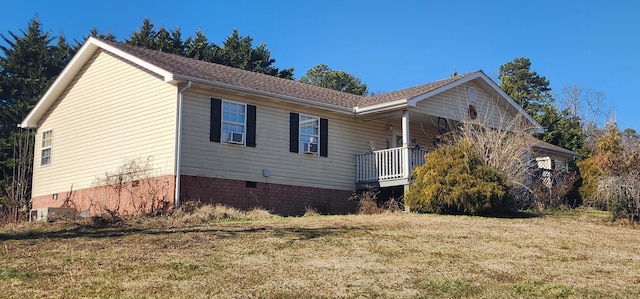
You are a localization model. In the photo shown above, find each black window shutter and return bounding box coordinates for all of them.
[246,105,257,147]
[289,113,299,153]
[210,98,221,142]
[320,118,328,157]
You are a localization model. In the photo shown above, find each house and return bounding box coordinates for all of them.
[20,37,578,216]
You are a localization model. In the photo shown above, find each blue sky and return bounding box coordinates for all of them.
[3,0,639,130]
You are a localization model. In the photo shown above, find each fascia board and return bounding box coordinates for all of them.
[20,37,175,128]
[353,99,409,115]
[174,75,355,115]
[20,40,99,128]
[406,72,482,106]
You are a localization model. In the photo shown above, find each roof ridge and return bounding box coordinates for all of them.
[93,39,489,111]
[95,38,368,109]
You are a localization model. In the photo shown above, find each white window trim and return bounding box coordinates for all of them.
[221,100,247,146]
[299,114,320,156]
[41,129,53,166]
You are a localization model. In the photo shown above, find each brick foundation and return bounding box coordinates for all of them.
[31,175,175,216]
[180,176,356,216]
[32,175,356,217]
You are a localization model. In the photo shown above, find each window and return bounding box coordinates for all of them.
[41,130,53,166]
[210,98,256,147]
[222,101,246,144]
[289,112,328,157]
[299,114,319,154]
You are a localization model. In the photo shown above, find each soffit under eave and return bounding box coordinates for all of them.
[180,80,355,116]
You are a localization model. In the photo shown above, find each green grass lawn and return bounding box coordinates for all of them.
[1,208,639,298]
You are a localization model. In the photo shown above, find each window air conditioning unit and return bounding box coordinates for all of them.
[302,142,318,154]
[224,131,244,144]
[535,157,553,170]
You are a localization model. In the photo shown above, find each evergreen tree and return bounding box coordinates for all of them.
[126,21,294,79]
[537,105,585,153]
[154,27,185,55]
[88,27,117,41]
[184,30,215,61]
[300,64,368,95]
[126,18,157,49]
[75,27,117,48]
[213,29,294,79]
[0,17,72,201]
[498,58,586,154]
[499,57,553,118]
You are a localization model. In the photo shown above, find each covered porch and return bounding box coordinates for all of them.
[351,78,494,189]
[354,110,439,188]
[350,73,554,189]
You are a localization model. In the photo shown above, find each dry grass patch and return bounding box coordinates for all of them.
[1,208,639,298]
[164,203,275,225]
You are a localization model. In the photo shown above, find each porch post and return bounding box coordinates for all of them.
[401,110,412,213]
[401,110,411,180]
[402,110,410,147]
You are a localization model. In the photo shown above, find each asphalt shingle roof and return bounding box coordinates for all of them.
[102,39,365,109]
[99,40,577,157]
[360,73,475,107]
[530,137,581,156]
[101,40,481,110]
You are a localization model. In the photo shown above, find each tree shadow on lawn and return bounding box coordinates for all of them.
[480,210,541,219]
[0,221,365,242]
[427,209,540,219]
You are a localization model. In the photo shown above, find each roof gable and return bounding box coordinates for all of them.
[355,71,544,133]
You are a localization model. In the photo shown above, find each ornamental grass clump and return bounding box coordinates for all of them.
[405,142,509,215]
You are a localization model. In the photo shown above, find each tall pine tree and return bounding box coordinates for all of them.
[213,28,294,79]
[499,57,553,119]
[125,20,294,79]
[498,57,585,153]
[300,64,368,95]
[0,17,72,208]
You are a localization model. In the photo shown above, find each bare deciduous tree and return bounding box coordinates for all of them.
[595,135,640,221]
[455,114,539,209]
[1,129,34,225]
[530,170,577,210]
[559,83,612,146]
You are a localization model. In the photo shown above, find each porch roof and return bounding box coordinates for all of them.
[358,73,473,107]
[529,137,581,158]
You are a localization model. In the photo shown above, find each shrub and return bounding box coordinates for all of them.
[456,117,536,209]
[349,188,401,214]
[405,142,509,215]
[303,206,320,217]
[349,188,385,215]
[598,175,640,222]
[577,122,640,222]
[530,170,578,210]
[577,156,604,208]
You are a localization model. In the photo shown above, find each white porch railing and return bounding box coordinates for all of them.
[355,147,430,184]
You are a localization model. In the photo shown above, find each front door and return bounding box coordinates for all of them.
[393,131,403,148]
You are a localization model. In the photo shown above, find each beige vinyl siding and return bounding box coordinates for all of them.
[370,116,440,150]
[31,50,177,197]
[414,82,518,129]
[181,89,389,191]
